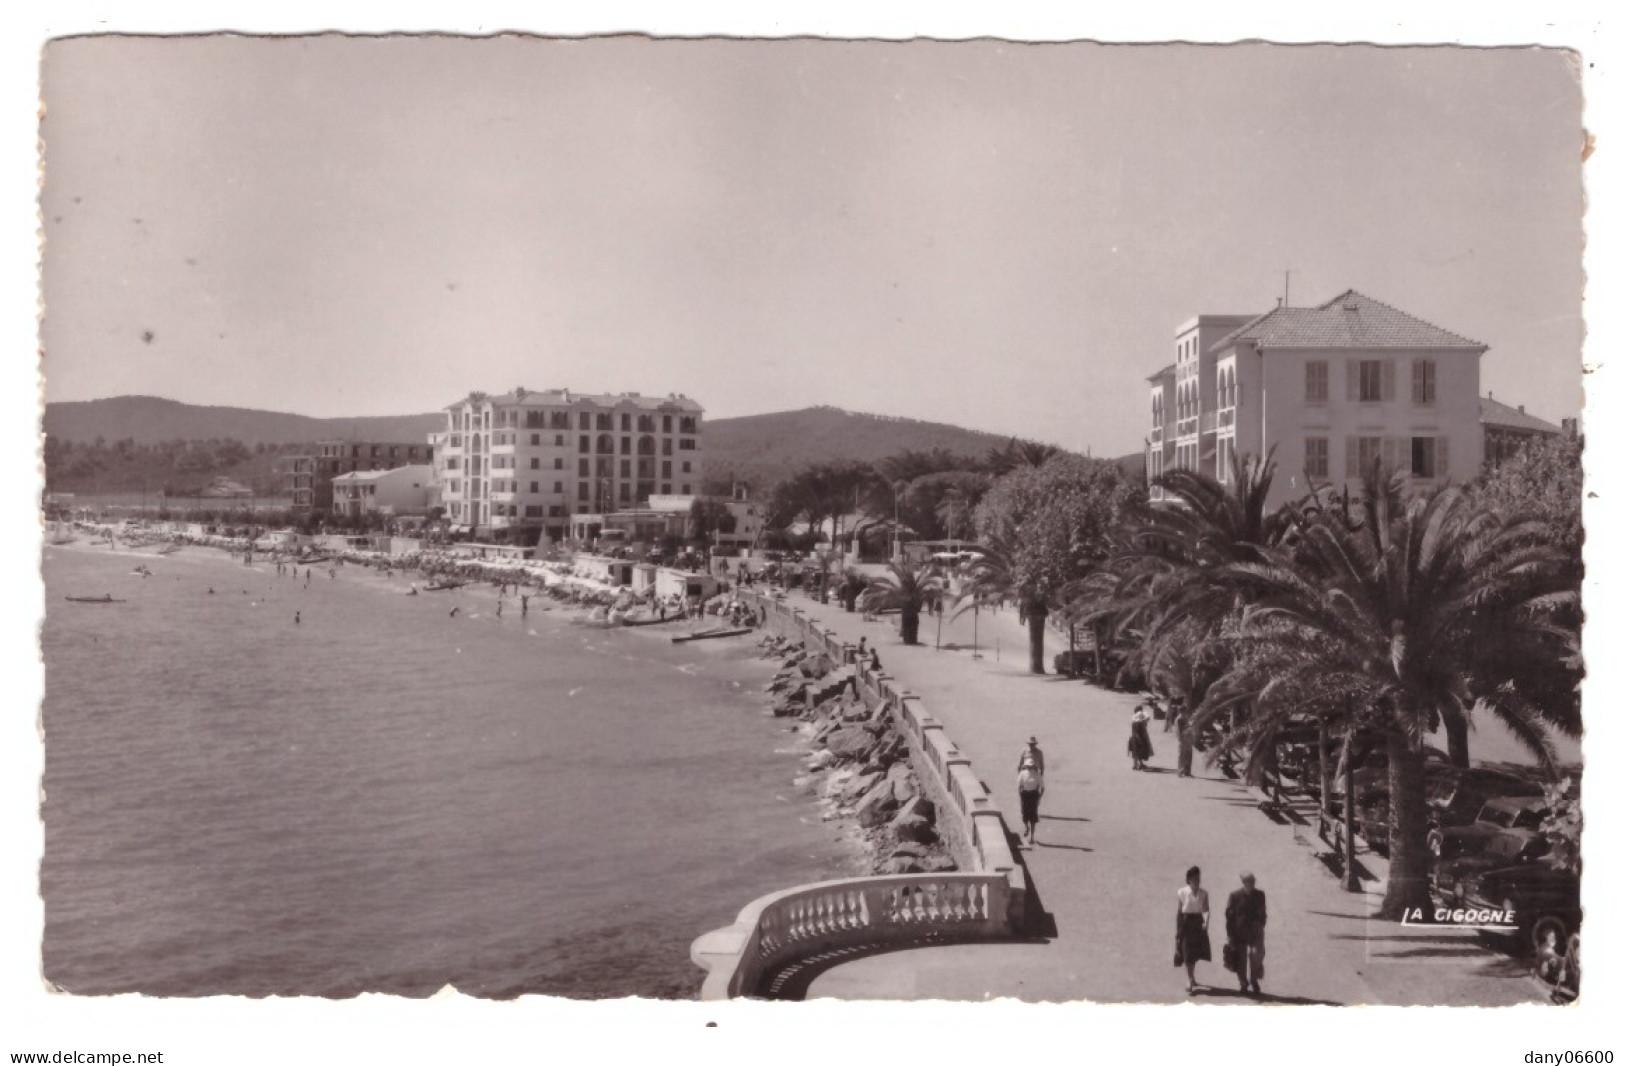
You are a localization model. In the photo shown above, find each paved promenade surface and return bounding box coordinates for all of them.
[774,592,1545,1006]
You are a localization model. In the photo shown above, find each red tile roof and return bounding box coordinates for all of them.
[1211,290,1485,353]
[1146,363,1176,382]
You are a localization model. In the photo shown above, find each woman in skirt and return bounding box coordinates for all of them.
[1129,704,1155,770]
[1175,865,1212,994]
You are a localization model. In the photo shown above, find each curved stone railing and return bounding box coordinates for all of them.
[691,872,1011,1000]
[690,590,1028,999]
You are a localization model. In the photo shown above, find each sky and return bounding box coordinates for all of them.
[37,38,1584,456]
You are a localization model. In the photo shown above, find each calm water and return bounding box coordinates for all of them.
[40,545,855,998]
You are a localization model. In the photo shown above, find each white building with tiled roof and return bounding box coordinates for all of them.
[1148,290,1488,510]
[436,388,704,542]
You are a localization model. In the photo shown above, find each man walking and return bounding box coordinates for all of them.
[1224,872,1267,996]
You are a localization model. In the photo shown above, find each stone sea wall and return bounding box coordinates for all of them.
[686,592,1026,999]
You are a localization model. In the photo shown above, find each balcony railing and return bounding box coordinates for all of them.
[1200,410,1217,434]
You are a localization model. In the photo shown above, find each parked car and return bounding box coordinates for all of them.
[1438,836,1581,956]
[1426,767,1547,829]
[1430,796,1550,860]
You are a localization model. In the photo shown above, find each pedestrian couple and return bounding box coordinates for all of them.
[1175,867,1267,997]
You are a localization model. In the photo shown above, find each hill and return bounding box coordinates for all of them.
[702,405,1034,491]
[40,397,1076,499]
[42,396,443,447]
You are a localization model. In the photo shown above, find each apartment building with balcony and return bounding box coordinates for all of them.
[288,439,436,515]
[1146,291,1488,511]
[435,387,705,542]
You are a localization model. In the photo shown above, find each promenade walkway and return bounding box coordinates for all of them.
[774,591,1545,1005]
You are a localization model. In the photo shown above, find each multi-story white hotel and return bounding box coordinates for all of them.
[1147,290,1489,510]
[435,388,705,542]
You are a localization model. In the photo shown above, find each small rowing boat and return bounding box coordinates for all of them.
[425,581,466,592]
[671,627,752,644]
[65,595,125,604]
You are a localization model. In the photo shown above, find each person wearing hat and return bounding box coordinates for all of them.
[1016,752,1045,846]
[1224,872,1268,996]
[1017,737,1046,776]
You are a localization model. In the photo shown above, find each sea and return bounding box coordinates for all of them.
[39,544,859,999]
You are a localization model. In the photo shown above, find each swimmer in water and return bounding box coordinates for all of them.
[295,611,301,624]
[450,607,460,618]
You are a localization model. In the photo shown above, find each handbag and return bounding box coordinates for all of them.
[1222,942,1239,972]
[1174,945,1184,968]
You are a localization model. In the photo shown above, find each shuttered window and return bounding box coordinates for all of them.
[1347,435,1384,477]
[1412,360,1437,405]
[1306,361,1328,403]
[1304,437,1328,479]
[1410,436,1451,478]
[1350,359,1394,402]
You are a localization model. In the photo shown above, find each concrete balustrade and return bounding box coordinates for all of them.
[690,591,1030,998]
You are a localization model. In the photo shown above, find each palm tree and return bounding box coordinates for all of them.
[1212,466,1581,919]
[986,438,1063,477]
[859,561,943,645]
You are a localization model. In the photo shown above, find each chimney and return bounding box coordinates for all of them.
[1276,297,1283,309]
[1518,405,1525,414]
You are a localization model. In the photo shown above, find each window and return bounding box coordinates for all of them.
[579,412,590,430]
[682,461,691,474]
[555,434,565,446]
[1354,359,1392,402]
[578,483,590,500]
[578,458,590,476]
[1412,436,1449,478]
[680,439,696,451]
[531,434,541,445]
[1346,436,1384,477]
[1412,360,1437,405]
[662,461,672,478]
[596,414,612,430]
[578,435,589,452]
[619,483,630,503]
[530,482,539,493]
[554,481,563,493]
[1306,361,1328,404]
[621,414,631,431]
[530,457,540,469]
[621,459,632,478]
[1304,437,1328,479]
[681,484,690,495]
[554,457,563,470]
[446,457,460,470]
[661,439,672,456]
[525,505,544,518]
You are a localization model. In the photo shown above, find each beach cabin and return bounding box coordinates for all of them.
[655,567,719,602]
[631,562,658,595]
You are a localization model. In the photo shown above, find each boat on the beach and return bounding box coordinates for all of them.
[156,545,181,555]
[671,627,753,644]
[65,595,125,604]
[132,565,153,576]
[424,581,466,592]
